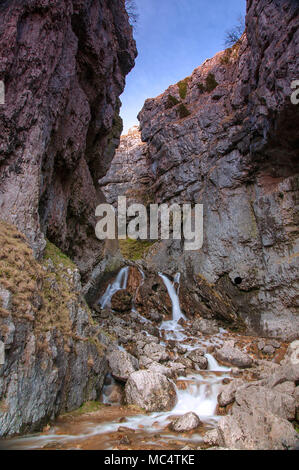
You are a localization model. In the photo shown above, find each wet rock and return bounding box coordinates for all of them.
[106,384,124,404]
[107,349,139,382]
[187,349,208,370]
[215,341,253,368]
[125,371,177,412]
[170,412,202,432]
[111,290,133,313]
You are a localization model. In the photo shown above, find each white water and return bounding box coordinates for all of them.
[159,273,186,323]
[98,266,129,309]
[5,268,233,450]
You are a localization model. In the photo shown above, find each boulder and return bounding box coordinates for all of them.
[215,341,253,368]
[187,348,208,369]
[125,370,177,412]
[111,289,132,312]
[217,379,244,407]
[170,412,202,432]
[107,349,139,382]
[142,342,169,362]
[203,429,219,447]
[217,409,299,450]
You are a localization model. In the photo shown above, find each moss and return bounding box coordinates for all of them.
[119,238,156,261]
[178,103,191,119]
[177,77,189,99]
[165,94,180,109]
[44,240,75,270]
[64,401,104,417]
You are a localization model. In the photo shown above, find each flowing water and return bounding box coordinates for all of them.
[3,269,232,450]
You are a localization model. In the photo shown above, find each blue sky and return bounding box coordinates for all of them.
[120,0,246,134]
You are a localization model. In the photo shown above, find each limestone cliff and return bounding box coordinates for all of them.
[0,0,136,436]
[0,0,136,280]
[102,0,299,340]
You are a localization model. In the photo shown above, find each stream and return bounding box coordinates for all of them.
[3,268,232,450]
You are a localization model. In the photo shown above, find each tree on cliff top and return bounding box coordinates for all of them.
[224,15,245,47]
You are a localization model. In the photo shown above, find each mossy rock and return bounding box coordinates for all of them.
[166,94,180,109]
[119,238,155,261]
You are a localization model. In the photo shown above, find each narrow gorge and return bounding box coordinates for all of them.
[0,0,298,452]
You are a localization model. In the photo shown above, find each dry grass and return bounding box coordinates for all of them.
[0,220,91,343]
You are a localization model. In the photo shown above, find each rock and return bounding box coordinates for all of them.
[257,340,266,351]
[107,349,139,382]
[0,341,4,366]
[234,384,296,421]
[147,362,173,377]
[187,349,208,369]
[193,318,219,335]
[263,345,275,355]
[284,341,299,366]
[142,342,169,362]
[274,381,296,396]
[217,409,299,450]
[125,371,177,412]
[106,384,124,405]
[215,341,253,368]
[268,340,281,349]
[203,429,219,447]
[218,379,243,407]
[170,412,202,432]
[111,290,132,313]
[0,286,12,311]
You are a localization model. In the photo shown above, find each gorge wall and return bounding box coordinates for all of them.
[100,0,299,341]
[0,0,136,436]
[0,0,136,280]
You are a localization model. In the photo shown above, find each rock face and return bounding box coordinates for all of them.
[0,0,136,279]
[99,126,149,206]
[0,221,108,437]
[103,0,299,340]
[0,0,136,437]
[125,370,177,412]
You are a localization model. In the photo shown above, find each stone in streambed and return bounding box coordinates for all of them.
[125,370,177,412]
[170,412,202,432]
[187,348,208,369]
[215,341,253,368]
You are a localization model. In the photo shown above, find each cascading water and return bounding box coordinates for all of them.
[5,267,232,450]
[98,266,129,309]
[159,273,186,323]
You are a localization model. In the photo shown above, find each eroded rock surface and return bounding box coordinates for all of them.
[125,370,177,412]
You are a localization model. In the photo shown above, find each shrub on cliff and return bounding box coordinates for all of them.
[165,94,180,109]
[177,78,189,99]
[178,103,191,119]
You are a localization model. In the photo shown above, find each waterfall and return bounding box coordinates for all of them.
[98,266,129,309]
[159,273,186,322]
